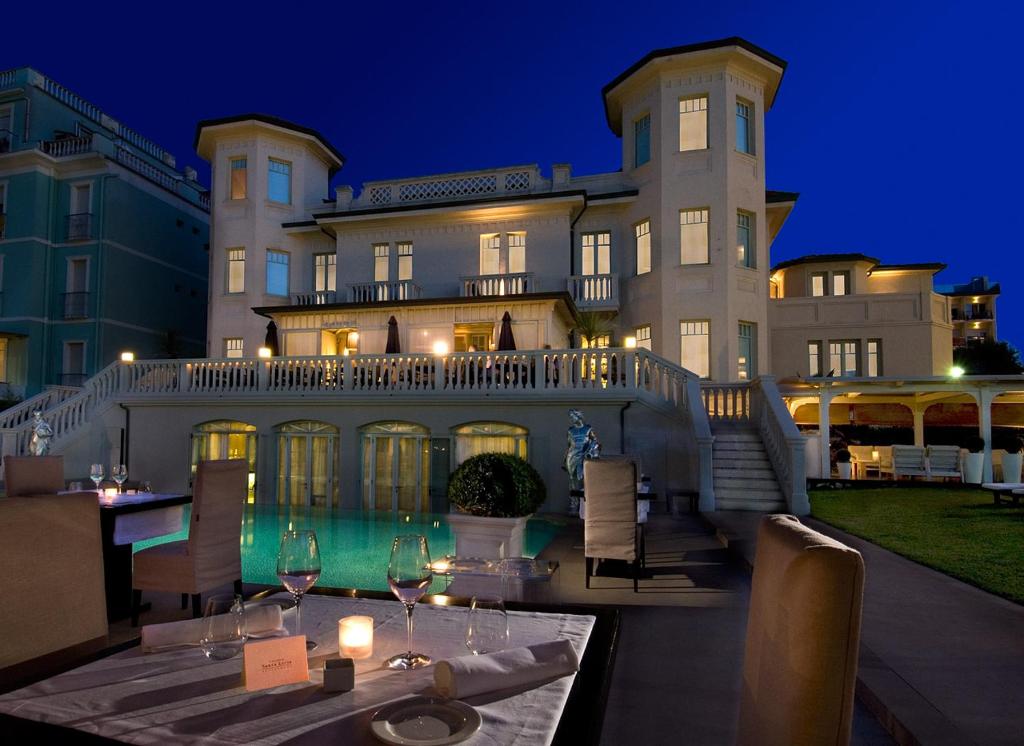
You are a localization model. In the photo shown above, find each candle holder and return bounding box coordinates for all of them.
[338,615,374,659]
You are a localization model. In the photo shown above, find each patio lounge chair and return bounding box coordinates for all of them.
[583,457,643,592]
[2,455,64,497]
[847,446,879,479]
[891,445,928,479]
[131,459,247,625]
[737,515,864,746]
[926,445,962,481]
[875,446,894,478]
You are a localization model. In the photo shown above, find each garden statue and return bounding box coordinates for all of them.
[29,410,53,456]
[564,409,600,512]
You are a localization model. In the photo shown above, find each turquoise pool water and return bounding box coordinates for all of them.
[134,505,562,593]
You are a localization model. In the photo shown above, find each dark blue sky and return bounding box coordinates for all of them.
[5,1,1020,346]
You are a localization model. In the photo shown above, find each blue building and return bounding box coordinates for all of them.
[0,67,209,400]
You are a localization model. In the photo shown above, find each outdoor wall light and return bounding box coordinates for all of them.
[120,351,135,362]
[623,336,637,349]
[950,366,966,378]
[432,340,450,355]
[257,347,272,358]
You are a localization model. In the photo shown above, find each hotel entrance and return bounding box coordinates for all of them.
[361,422,431,512]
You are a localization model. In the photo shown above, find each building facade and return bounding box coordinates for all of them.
[935,276,1000,348]
[0,67,209,399]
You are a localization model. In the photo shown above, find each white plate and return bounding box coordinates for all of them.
[370,697,481,746]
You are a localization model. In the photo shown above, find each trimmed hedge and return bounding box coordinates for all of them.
[448,453,546,517]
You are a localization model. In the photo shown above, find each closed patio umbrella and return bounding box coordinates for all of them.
[264,321,279,356]
[385,315,401,354]
[497,311,517,351]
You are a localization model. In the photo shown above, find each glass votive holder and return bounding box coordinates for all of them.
[338,615,374,659]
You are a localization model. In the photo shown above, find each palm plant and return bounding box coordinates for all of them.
[574,311,615,348]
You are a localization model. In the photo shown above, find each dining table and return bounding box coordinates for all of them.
[0,587,619,746]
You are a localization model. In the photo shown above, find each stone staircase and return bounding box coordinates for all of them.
[711,423,787,511]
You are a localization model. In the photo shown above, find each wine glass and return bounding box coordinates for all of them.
[112,464,128,493]
[200,594,247,660]
[89,464,104,491]
[466,595,509,655]
[386,534,433,670]
[276,530,321,651]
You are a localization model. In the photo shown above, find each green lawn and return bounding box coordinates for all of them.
[810,487,1024,604]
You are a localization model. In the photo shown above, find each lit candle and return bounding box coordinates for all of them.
[338,616,374,659]
[103,488,118,498]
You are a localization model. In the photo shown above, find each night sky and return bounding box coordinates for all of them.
[4,1,1019,347]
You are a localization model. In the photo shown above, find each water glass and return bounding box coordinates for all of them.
[68,481,83,492]
[89,464,104,490]
[200,594,247,660]
[112,464,128,492]
[465,595,509,655]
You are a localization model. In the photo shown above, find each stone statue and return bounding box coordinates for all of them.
[565,409,600,510]
[29,410,54,456]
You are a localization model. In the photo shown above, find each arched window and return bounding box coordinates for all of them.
[360,421,431,513]
[452,421,528,465]
[190,420,257,502]
[275,421,339,509]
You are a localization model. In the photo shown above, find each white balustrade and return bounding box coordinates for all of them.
[567,274,618,308]
[347,281,421,303]
[701,383,753,422]
[752,376,810,515]
[293,290,337,306]
[358,166,539,208]
[461,273,534,297]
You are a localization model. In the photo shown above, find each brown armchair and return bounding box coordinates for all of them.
[3,455,64,497]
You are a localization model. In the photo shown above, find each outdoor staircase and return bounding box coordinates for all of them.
[710,422,788,512]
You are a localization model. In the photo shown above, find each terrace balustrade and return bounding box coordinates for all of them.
[461,273,533,297]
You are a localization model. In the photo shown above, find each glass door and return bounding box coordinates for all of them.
[276,422,338,508]
[361,423,430,513]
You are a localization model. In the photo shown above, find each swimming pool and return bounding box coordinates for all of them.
[134,505,563,593]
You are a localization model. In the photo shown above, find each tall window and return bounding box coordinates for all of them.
[452,422,528,465]
[736,99,753,154]
[808,341,823,377]
[867,339,882,377]
[634,114,651,167]
[0,183,6,239]
[679,96,708,151]
[581,232,611,275]
[230,157,247,200]
[680,321,710,379]
[224,338,243,358]
[508,232,526,274]
[227,248,245,293]
[373,243,390,282]
[680,208,709,264]
[267,158,291,204]
[479,234,500,275]
[829,340,859,377]
[833,271,849,296]
[191,421,257,502]
[314,253,336,292]
[736,211,755,268]
[635,220,651,275]
[266,250,289,295]
[738,322,756,380]
[397,242,413,281]
[810,272,827,297]
[635,325,652,351]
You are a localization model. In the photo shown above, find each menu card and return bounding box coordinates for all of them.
[242,636,310,691]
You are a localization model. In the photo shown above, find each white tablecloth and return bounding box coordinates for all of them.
[0,594,595,746]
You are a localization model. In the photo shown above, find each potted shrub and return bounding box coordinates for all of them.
[963,435,986,484]
[835,448,853,480]
[447,453,546,558]
[998,433,1023,483]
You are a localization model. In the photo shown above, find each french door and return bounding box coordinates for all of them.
[361,423,430,512]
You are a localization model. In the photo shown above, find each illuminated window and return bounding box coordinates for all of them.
[736,211,755,268]
[829,340,860,377]
[266,250,289,295]
[736,99,753,154]
[738,322,756,380]
[479,234,500,275]
[635,325,652,351]
[452,422,528,465]
[680,321,710,379]
[833,271,849,296]
[397,242,413,281]
[229,157,247,200]
[314,253,335,292]
[867,339,882,377]
[508,232,526,274]
[634,114,651,167]
[679,96,708,151]
[374,243,390,282]
[360,421,430,513]
[808,341,823,377]
[581,232,611,275]
[635,220,651,275]
[267,158,291,204]
[680,208,709,264]
[227,248,245,293]
[224,338,243,358]
[811,272,827,297]
[191,420,257,502]
[581,334,611,349]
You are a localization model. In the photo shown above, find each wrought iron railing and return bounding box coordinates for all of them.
[62,292,90,319]
[65,213,92,241]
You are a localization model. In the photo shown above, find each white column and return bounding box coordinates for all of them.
[912,404,926,447]
[979,388,994,482]
[819,386,832,478]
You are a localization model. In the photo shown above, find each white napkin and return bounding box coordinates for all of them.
[434,639,579,699]
[141,604,284,652]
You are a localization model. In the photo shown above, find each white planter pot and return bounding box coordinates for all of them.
[447,511,531,559]
[837,462,852,480]
[1002,453,1022,484]
[963,452,984,484]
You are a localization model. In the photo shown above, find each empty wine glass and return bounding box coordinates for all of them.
[200,594,247,660]
[466,595,509,655]
[112,464,127,492]
[386,534,433,670]
[89,464,104,490]
[277,530,321,651]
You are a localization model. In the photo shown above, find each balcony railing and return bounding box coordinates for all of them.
[293,290,337,306]
[63,292,89,319]
[39,134,93,157]
[347,281,422,303]
[66,213,92,241]
[360,165,540,208]
[0,128,13,153]
[461,273,534,297]
[568,273,618,309]
[952,310,993,321]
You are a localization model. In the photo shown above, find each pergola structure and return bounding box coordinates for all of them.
[779,375,1024,481]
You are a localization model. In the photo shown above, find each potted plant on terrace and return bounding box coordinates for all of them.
[963,435,986,485]
[998,433,1023,484]
[835,447,853,480]
[447,453,546,559]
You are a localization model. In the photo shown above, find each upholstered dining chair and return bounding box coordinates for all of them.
[3,455,65,497]
[583,457,643,592]
[131,459,247,626]
[737,515,865,746]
